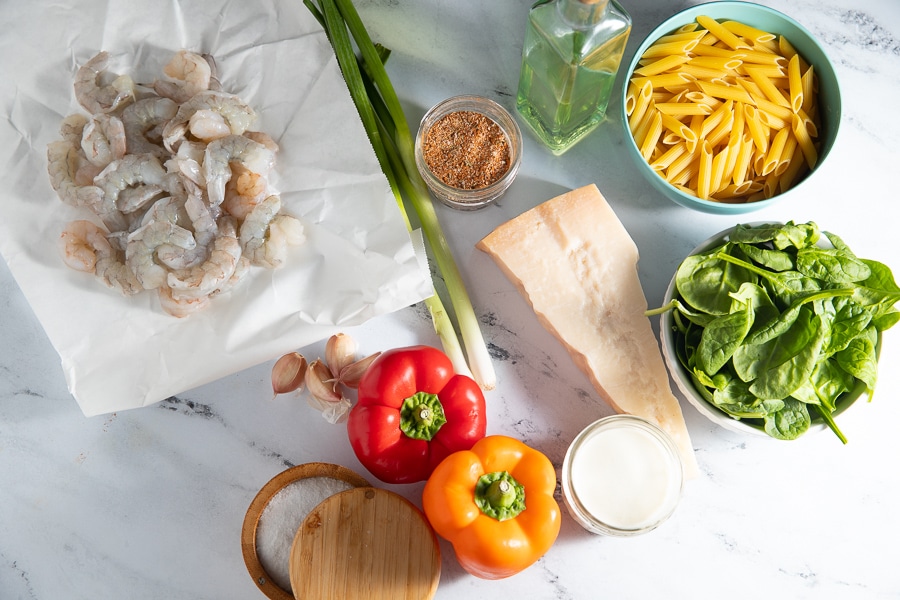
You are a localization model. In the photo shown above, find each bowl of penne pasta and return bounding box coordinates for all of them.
[621,2,840,214]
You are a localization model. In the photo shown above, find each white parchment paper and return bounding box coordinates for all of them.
[0,0,432,416]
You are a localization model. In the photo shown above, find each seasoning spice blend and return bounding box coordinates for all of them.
[414,95,522,210]
[422,110,511,190]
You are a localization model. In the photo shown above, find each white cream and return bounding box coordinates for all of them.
[564,415,683,534]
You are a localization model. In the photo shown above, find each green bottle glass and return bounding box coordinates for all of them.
[516,0,632,155]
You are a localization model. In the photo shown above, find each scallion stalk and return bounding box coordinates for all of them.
[306,0,495,388]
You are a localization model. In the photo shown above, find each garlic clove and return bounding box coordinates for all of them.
[325,333,358,378]
[272,352,307,397]
[306,359,342,404]
[338,352,381,389]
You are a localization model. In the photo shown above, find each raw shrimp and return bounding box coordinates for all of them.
[59,114,88,145]
[156,187,217,270]
[81,114,126,168]
[59,220,142,296]
[167,217,242,298]
[165,140,206,187]
[118,184,165,214]
[74,51,135,114]
[243,131,279,154]
[125,220,196,290]
[122,97,178,158]
[140,195,190,229]
[204,134,275,206]
[158,284,210,318]
[222,164,268,221]
[94,153,169,230]
[162,90,256,151]
[188,109,231,142]
[239,195,305,268]
[47,140,103,210]
[153,50,212,104]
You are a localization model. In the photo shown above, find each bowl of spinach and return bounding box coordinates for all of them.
[650,221,899,442]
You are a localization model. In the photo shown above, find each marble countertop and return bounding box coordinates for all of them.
[2,0,899,598]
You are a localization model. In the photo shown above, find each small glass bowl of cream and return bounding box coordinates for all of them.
[562,415,684,536]
[414,95,522,211]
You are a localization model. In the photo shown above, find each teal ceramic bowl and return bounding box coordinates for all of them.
[621,2,841,215]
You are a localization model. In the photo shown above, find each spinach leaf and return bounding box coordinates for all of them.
[716,251,822,306]
[676,248,754,315]
[749,311,827,400]
[819,296,872,355]
[764,398,811,440]
[738,242,795,272]
[873,309,900,332]
[791,358,855,422]
[712,378,784,419]
[733,307,820,385]
[729,221,819,250]
[835,326,879,394]
[747,288,854,346]
[796,247,871,284]
[852,259,900,320]
[730,282,781,340]
[697,299,753,374]
[772,222,820,250]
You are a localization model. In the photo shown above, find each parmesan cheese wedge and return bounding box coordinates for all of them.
[476,184,698,478]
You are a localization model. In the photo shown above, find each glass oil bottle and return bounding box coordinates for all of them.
[516,0,631,155]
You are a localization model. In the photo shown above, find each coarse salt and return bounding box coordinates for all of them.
[255,476,355,591]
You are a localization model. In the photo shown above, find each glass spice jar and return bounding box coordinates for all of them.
[414,95,522,211]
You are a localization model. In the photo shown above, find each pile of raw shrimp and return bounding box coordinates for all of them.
[47,50,304,317]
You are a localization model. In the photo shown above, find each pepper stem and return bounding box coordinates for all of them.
[474,471,526,521]
[399,391,447,441]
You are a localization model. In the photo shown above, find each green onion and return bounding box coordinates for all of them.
[305,0,496,389]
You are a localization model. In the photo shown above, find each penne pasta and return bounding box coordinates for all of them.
[624,80,639,115]
[697,81,754,104]
[762,127,790,175]
[688,55,743,71]
[745,66,791,107]
[788,54,804,113]
[721,20,776,44]
[632,72,696,89]
[627,15,823,203]
[800,64,817,113]
[697,140,714,199]
[634,54,691,77]
[628,80,653,130]
[656,102,713,116]
[775,130,798,176]
[639,112,664,160]
[792,114,818,169]
[737,49,788,67]
[696,15,746,50]
[700,99,733,139]
[650,141,689,171]
[640,39,700,59]
[744,105,769,153]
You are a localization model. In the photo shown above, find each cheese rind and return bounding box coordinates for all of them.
[476,184,698,478]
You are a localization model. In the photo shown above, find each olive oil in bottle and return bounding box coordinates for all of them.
[516,0,631,155]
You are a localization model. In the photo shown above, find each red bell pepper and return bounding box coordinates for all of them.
[347,345,487,484]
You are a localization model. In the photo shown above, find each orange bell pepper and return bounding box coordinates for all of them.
[422,435,561,580]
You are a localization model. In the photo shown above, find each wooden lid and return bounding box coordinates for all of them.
[241,463,371,600]
[289,487,441,600]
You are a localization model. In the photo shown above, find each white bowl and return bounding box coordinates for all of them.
[658,224,875,439]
